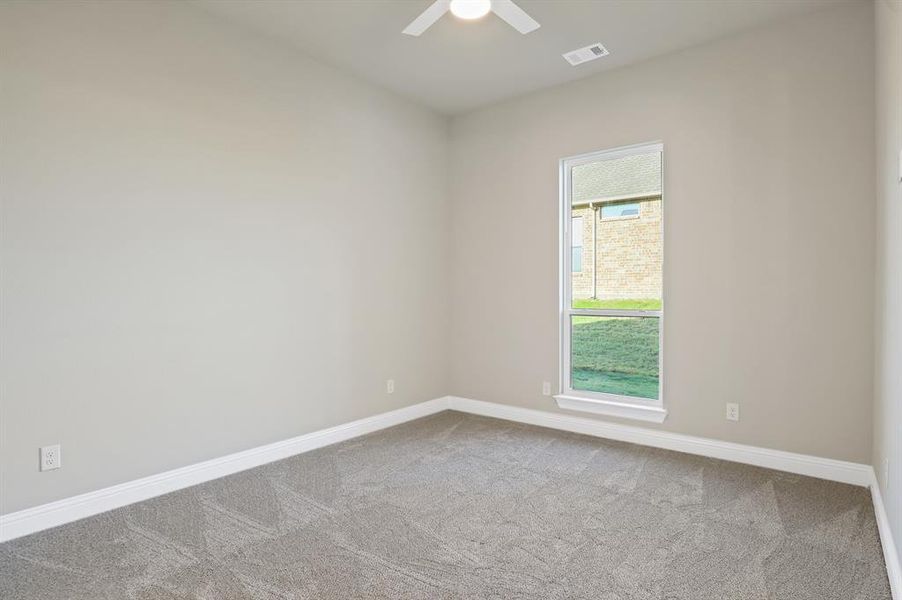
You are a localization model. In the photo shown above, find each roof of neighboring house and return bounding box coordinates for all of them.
[572,151,661,204]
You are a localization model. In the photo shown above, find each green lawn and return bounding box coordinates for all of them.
[570,299,660,400]
[572,298,662,310]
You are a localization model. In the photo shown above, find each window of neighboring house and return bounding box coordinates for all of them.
[558,142,665,423]
[571,217,583,272]
[601,201,640,220]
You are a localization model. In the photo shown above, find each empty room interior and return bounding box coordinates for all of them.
[1,0,901,598]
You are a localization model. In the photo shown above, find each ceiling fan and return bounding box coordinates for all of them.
[403,0,540,36]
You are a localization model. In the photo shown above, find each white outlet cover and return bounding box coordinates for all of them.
[726,403,740,422]
[386,379,395,394]
[40,444,61,471]
[542,381,552,396]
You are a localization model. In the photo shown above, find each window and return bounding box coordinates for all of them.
[601,202,640,220]
[558,143,665,423]
[571,217,583,272]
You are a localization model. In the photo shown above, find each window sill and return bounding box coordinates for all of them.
[553,394,668,423]
[600,214,641,222]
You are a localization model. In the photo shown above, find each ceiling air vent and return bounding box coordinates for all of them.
[563,43,609,66]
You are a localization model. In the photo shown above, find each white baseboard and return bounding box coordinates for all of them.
[448,397,902,593]
[2,390,891,589]
[446,396,873,486]
[0,397,451,543]
[871,470,902,600]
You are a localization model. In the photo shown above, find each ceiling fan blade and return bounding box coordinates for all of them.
[402,0,451,36]
[491,0,540,34]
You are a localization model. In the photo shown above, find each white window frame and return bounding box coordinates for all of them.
[556,142,667,423]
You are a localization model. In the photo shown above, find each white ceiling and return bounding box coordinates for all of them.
[195,0,847,115]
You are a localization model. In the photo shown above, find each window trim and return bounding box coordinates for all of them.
[556,141,666,423]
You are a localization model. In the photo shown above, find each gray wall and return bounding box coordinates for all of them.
[874,0,902,564]
[0,0,449,514]
[448,2,876,463]
[0,0,885,518]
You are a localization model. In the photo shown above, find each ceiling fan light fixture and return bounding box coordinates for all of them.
[449,0,491,20]
[403,0,537,36]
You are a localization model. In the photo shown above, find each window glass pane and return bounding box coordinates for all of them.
[570,151,662,309]
[570,315,659,400]
[601,202,639,219]
[571,246,582,272]
[571,217,583,248]
[571,216,583,272]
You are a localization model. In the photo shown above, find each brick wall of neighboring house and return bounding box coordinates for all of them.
[571,197,662,300]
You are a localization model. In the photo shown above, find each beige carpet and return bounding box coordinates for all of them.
[0,411,892,599]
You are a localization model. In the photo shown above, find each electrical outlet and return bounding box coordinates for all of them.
[40,444,61,471]
[386,379,395,394]
[542,381,552,396]
[726,403,740,422]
